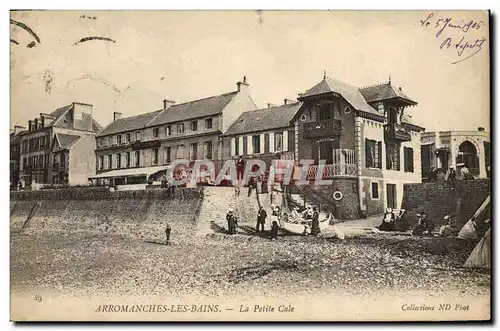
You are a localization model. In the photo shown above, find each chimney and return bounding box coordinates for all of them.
[267,103,276,108]
[14,125,25,134]
[40,116,45,128]
[163,99,176,110]
[398,87,403,91]
[478,127,485,132]
[284,98,295,105]
[28,120,32,131]
[34,118,38,130]
[113,112,123,122]
[236,76,249,92]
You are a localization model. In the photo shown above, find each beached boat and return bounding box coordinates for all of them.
[281,217,330,235]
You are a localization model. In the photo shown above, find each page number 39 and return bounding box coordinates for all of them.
[34,295,42,303]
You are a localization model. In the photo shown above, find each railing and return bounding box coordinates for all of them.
[384,123,411,142]
[303,119,342,138]
[306,149,357,180]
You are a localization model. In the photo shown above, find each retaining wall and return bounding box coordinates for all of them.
[10,188,203,241]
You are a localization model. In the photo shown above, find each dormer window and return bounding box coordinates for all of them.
[177,123,185,134]
[377,102,384,114]
[318,103,333,121]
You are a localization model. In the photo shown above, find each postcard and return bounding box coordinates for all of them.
[10,10,491,322]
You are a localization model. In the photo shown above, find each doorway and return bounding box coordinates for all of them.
[386,184,397,209]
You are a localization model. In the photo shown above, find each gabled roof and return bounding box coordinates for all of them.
[359,82,417,105]
[224,102,302,136]
[298,77,380,116]
[96,110,163,137]
[148,91,238,127]
[53,133,82,151]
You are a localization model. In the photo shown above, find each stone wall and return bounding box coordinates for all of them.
[10,188,203,241]
[401,179,490,229]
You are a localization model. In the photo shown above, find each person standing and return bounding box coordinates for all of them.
[445,165,457,189]
[256,206,267,233]
[310,207,321,236]
[248,176,257,197]
[165,223,172,245]
[270,208,280,240]
[236,156,245,182]
[226,208,237,235]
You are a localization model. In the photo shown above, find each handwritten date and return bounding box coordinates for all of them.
[419,13,487,64]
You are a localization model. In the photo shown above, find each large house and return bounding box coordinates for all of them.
[221,75,424,219]
[16,102,102,186]
[91,76,257,187]
[421,128,491,180]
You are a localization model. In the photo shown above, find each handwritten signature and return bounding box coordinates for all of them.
[419,13,487,64]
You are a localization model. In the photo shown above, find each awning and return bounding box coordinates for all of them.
[421,141,435,146]
[89,165,172,180]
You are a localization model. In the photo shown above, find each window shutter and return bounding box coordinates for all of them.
[365,139,370,167]
[377,141,382,169]
[247,135,253,155]
[231,138,236,157]
[238,137,243,156]
[264,134,270,153]
[409,148,414,172]
[269,132,275,153]
[283,131,289,152]
[260,133,265,154]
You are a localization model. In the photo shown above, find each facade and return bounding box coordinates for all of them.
[222,99,301,168]
[289,76,424,218]
[52,133,97,185]
[92,76,257,186]
[421,128,490,180]
[17,102,102,186]
[10,125,26,188]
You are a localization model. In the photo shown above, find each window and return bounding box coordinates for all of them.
[111,135,117,145]
[404,147,414,173]
[275,132,283,152]
[365,139,382,169]
[116,154,121,168]
[204,141,213,159]
[135,151,140,167]
[38,155,43,167]
[108,155,112,169]
[177,145,184,159]
[371,182,379,199]
[191,121,198,132]
[99,155,104,170]
[152,148,159,165]
[135,131,142,141]
[205,118,213,130]
[235,137,240,155]
[377,102,384,114]
[386,143,401,171]
[125,133,130,143]
[153,128,159,138]
[44,154,49,167]
[165,126,171,136]
[165,146,171,164]
[125,152,130,168]
[23,157,27,169]
[190,143,198,160]
[117,135,122,144]
[177,123,185,134]
[252,135,261,154]
[318,103,333,120]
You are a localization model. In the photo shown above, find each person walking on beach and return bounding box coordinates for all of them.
[165,223,172,245]
[236,156,245,182]
[310,207,321,236]
[226,208,237,235]
[270,206,281,240]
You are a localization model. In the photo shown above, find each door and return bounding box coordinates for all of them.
[386,184,397,209]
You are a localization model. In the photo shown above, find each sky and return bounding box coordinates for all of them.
[10,10,490,132]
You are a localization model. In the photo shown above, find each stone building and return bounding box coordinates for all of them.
[91,76,257,187]
[421,128,491,180]
[288,75,424,218]
[17,102,102,186]
[10,125,26,188]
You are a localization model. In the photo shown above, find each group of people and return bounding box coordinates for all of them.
[427,164,475,185]
[375,208,462,238]
[288,206,323,236]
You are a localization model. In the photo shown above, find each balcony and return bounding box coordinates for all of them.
[305,149,357,180]
[384,123,411,142]
[303,119,342,139]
